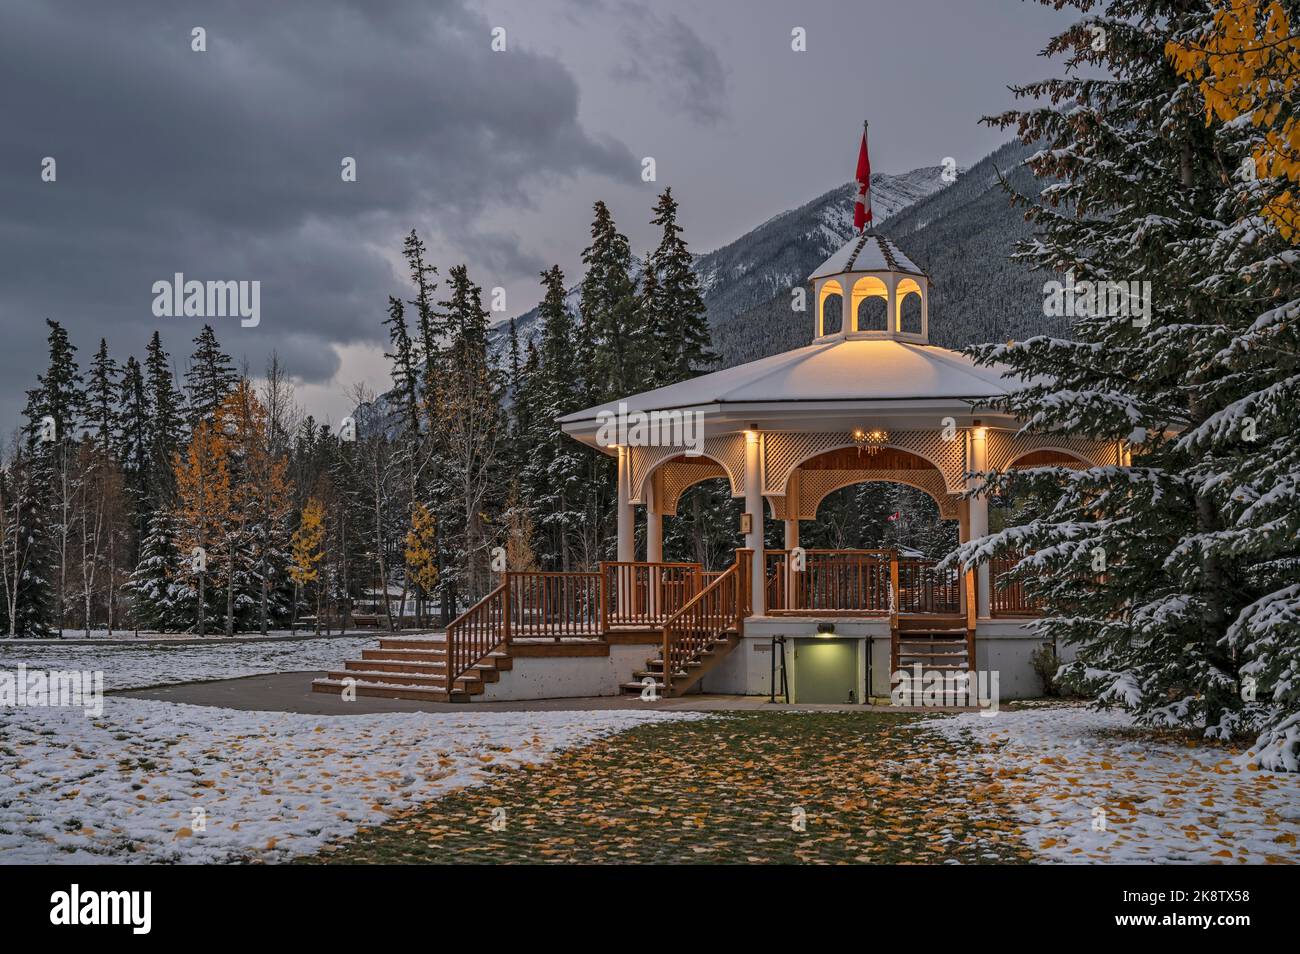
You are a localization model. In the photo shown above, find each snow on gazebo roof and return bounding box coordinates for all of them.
[559,337,1024,425]
[809,230,925,281]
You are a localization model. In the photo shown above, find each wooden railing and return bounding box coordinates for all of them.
[661,549,752,696]
[507,571,602,638]
[445,580,508,688]
[990,554,1039,616]
[765,550,787,611]
[764,549,966,615]
[896,559,961,615]
[601,561,703,628]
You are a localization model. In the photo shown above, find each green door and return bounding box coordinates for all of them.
[794,639,857,704]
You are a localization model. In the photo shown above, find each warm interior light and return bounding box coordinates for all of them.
[852,427,888,454]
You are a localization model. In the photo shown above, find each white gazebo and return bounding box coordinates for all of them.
[556,229,1125,700]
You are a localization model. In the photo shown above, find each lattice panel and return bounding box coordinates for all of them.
[628,445,680,505]
[986,430,1121,473]
[763,430,968,495]
[629,432,747,504]
[770,468,959,520]
[654,460,728,515]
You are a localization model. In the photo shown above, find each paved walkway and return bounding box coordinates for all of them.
[116,671,974,715]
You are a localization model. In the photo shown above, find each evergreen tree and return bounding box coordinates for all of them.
[143,331,184,506]
[85,338,119,456]
[530,265,600,570]
[437,265,506,599]
[184,324,237,429]
[382,295,420,435]
[23,319,85,633]
[645,187,716,387]
[580,201,641,402]
[1164,3,1300,770]
[0,443,55,636]
[124,507,188,632]
[958,0,1300,765]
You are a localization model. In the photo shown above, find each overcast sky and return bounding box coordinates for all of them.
[0,0,1076,430]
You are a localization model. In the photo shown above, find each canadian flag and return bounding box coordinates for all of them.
[854,124,872,231]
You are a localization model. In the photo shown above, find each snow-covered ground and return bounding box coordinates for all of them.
[922,706,1300,864]
[1,628,394,642]
[0,635,376,690]
[0,698,694,863]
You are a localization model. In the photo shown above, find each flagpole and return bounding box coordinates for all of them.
[861,120,869,234]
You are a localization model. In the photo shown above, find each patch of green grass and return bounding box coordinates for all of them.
[304,711,1032,865]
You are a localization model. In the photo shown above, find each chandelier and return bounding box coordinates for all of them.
[852,427,888,455]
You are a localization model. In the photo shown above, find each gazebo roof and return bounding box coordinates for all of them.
[809,231,925,281]
[559,337,1025,425]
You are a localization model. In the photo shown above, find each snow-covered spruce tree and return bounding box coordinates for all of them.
[955,0,1299,762]
[644,187,717,389]
[116,356,152,559]
[435,265,505,601]
[0,441,56,637]
[526,265,593,571]
[1163,2,1300,770]
[125,507,190,632]
[25,319,85,635]
[143,330,185,508]
[581,201,642,403]
[184,324,238,430]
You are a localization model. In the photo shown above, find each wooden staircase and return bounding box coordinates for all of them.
[620,550,752,698]
[311,634,513,702]
[891,617,975,676]
[888,570,978,694]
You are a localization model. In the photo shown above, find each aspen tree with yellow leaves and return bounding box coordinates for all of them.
[290,497,326,634]
[173,420,231,637]
[403,501,437,628]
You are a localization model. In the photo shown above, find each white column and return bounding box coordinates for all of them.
[616,446,634,563]
[968,427,990,617]
[888,273,899,335]
[921,280,930,341]
[645,476,663,563]
[745,429,765,615]
[783,515,799,611]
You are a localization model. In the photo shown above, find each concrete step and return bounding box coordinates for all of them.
[311,677,471,702]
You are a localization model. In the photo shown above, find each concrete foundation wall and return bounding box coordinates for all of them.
[479,619,1059,703]
[479,644,650,701]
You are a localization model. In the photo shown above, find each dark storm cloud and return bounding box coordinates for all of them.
[0,0,632,424]
[611,3,728,125]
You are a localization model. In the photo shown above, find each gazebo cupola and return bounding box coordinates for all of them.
[809,230,929,343]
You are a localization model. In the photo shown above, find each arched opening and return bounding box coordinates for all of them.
[821,294,843,335]
[780,446,958,557]
[990,448,1094,534]
[857,296,888,332]
[798,482,957,557]
[896,278,923,335]
[1006,448,1092,469]
[644,454,744,570]
[899,291,922,335]
[661,477,743,570]
[818,279,844,336]
[851,276,888,332]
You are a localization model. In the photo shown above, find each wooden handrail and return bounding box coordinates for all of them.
[445,579,509,689]
[660,564,740,697]
[660,549,751,696]
[989,553,1040,616]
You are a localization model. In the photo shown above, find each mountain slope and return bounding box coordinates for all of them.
[711,140,1059,366]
